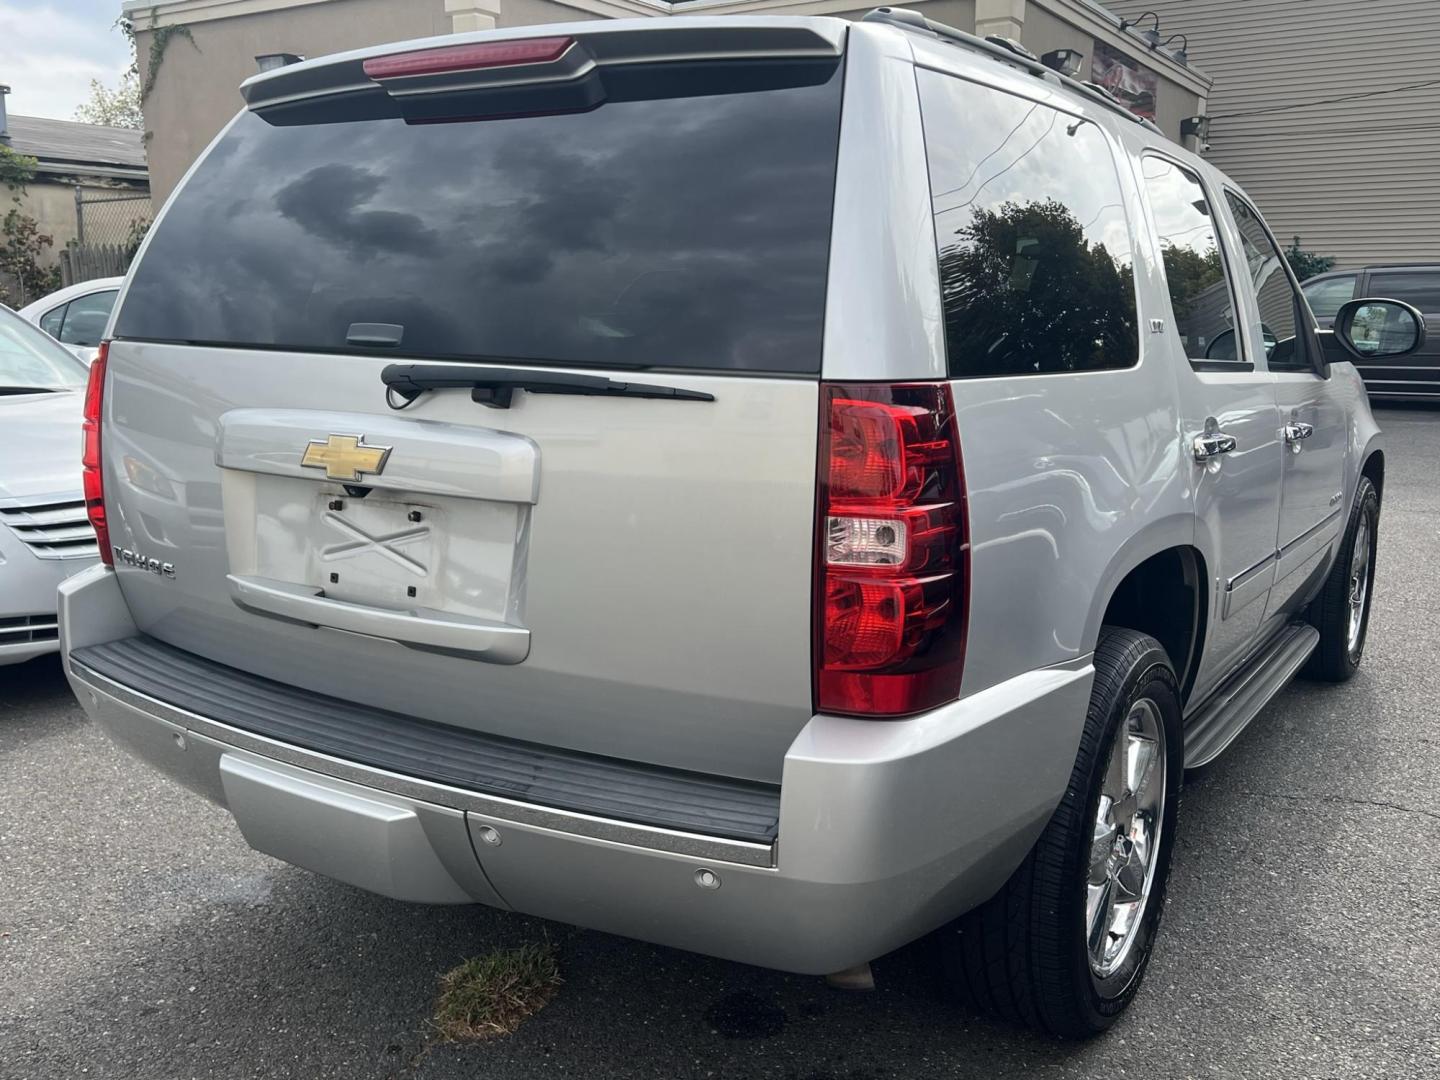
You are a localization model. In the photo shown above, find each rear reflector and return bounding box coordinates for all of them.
[362,37,574,80]
[815,383,968,717]
[82,342,112,566]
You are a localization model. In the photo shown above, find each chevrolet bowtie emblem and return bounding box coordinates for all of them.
[300,434,393,482]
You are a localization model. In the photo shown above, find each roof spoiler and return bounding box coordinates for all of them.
[240,19,846,123]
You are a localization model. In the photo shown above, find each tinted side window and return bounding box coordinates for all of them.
[38,304,66,338]
[1140,158,1240,364]
[1367,271,1440,313]
[1302,275,1357,319]
[1224,192,1313,371]
[918,71,1137,378]
[58,290,118,347]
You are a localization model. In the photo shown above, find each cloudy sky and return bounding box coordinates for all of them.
[2,0,133,121]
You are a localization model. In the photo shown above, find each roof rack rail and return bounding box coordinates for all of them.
[1076,82,1125,109]
[861,7,1167,140]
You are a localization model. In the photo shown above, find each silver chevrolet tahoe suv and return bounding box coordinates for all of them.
[60,9,1426,1037]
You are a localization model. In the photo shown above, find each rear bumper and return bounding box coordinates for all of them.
[60,564,1091,974]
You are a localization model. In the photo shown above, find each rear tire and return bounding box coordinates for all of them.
[1303,476,1379,683]
[940,627,1184,1038]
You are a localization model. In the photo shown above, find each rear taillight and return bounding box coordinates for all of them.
[815,383,968,717]
[82,342,112,566]
[362,37,574,79]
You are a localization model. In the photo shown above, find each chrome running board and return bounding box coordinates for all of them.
[1183,622,1319,769]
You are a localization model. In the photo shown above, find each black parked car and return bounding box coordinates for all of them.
[1303,264,1440,401]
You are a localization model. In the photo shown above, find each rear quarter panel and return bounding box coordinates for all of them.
[882,35,1193,696]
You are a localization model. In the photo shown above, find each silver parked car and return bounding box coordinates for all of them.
[0,304,99,664]
[59,11,1424,1037]
[17,276,125,366]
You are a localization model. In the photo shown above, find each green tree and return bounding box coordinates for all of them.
[0,145,61,305]
[75,71,144,129]
[1283,238,1335,282]
[0,143,38,191]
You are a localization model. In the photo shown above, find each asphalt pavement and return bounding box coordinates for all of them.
[3,406,1439,1080]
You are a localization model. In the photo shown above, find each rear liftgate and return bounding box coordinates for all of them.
[94,23,852,893]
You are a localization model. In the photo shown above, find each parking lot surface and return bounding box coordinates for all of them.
[3,407,1439,1080]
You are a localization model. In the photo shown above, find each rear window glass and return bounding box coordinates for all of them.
[115,63,843,374]
[59,289,118,347]
[917,70,1138,378]
[38,304,66,338]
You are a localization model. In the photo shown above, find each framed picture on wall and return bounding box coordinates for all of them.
[1091,40,1157,120]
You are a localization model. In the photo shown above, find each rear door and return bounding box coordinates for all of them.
[1358,267,1440,400]
[103,31,846,784]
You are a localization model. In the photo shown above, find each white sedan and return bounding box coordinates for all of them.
[0,304,98,665]
[18,276,124,365]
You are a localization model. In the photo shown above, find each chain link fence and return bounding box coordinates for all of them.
[60,187,153,287]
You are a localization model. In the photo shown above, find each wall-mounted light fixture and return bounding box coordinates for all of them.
[1120,11,1163,48]
[1181,114,1210,151]
[1159,33,1189,65]
[1040,48,1085,77]
[255,52,305,72]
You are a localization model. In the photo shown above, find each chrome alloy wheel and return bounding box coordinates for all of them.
[1087,699,1166,980]
[1347,511,1372,658]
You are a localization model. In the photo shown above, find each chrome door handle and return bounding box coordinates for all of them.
[1284,421,1314,444]
[1192,431,1238,462]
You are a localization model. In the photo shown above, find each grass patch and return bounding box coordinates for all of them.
[432,941,562,1041]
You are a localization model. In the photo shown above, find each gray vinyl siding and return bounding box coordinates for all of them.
[1105,0,1440,270]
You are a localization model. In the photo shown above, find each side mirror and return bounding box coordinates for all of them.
[1334,297,1426,361]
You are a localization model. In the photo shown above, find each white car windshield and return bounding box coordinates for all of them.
[0,307,88,392]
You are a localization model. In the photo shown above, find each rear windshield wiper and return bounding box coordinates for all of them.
[0,385,63,395]
[381,363,715,410]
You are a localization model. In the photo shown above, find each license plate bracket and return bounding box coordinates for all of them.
[307,493,437,610]
[232,474,528,627]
